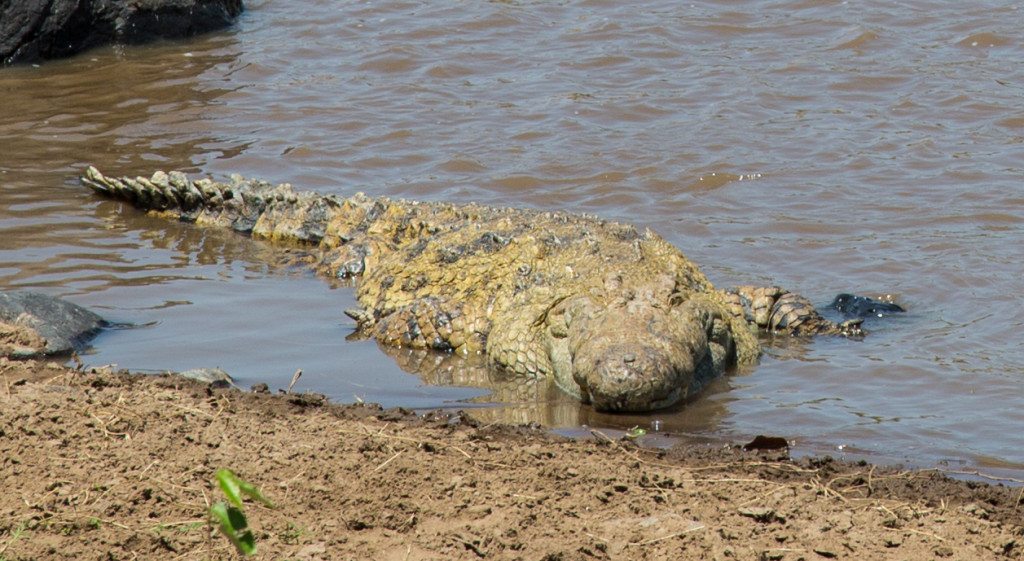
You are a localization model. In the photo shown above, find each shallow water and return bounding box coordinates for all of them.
[2,1,1023,477]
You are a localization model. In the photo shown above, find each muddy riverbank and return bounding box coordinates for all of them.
[2,359,1020,560]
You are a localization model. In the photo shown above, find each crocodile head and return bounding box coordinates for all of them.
[548,275,736,412]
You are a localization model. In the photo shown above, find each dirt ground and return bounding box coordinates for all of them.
[1,357,1022,561]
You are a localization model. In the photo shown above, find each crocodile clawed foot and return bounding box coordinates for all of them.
[837,318,865,338]
[344,307,374,326]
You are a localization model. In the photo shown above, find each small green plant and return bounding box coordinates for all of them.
[624,425,647,440]
[177,521,205,534]
[0,521,28,560]
[209,469,274,556]
[278,521,304,545]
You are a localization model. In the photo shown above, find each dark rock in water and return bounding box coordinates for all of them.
[0,291,104,357]
[742,435,790,452]
[1,0,244,66]
[830,293,905,318]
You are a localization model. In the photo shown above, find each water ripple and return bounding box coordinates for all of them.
[2,0,1023,475]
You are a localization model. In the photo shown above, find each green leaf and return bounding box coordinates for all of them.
[210,502,257,556]
[214,469,275,509]
[215,469,244,508]
[237,476,275,508]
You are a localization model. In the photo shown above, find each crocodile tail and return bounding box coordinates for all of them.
[81,165,345,245]
[83,165,219,215]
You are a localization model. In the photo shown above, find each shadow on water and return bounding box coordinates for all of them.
[0,34,247,294]
[0,35,245,180]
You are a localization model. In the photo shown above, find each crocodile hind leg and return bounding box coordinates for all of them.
[723,285,864,337]
[345,297,486,356]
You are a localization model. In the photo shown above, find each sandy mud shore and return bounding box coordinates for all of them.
[1,359,1021,560]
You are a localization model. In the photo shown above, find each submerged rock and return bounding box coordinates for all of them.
[0,291,104,358]
[1,0,244,66]
[176,367,235,387]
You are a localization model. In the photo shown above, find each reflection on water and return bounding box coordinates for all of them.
[378,343,736,434]
[2,1,1024,477]
[0,35,248,297]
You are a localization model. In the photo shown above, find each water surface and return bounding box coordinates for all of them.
[2,1,1023,477]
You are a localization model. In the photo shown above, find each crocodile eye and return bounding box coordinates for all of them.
[517,264,531,276]
[668,291,685,307]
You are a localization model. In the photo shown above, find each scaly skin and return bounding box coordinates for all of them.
[81,166,862,412]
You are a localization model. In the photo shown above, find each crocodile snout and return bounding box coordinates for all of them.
[576,343,691,412]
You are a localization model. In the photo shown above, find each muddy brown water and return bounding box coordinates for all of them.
[2,1,1023,478]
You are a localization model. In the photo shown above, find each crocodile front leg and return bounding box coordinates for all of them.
[723,286,864,337]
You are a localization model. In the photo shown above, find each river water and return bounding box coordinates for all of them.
[2,1,1022,477]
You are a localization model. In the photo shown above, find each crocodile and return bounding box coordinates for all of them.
[82,166,873,412]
